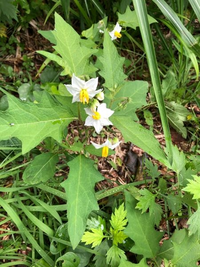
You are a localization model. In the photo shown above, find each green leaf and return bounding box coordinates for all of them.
[38,13,97,77]
[23,152,58,184]
[118,6,157,29]
[136,188,162,226]
[0,90,75,154]
[119,258,148,266]
[110,228,128,246]
[94,240,109,267]
[187,205,200,239]
[112,81,148,120]
[170,145,186,174]
[125,191,162,259]
[56,252,80,267]
[145,158,160,180]
[183,175,200,199]
[166,194,182,214]
[166,101,190,138]
[0,0,18,24]
[81,227,105,248]
[110,203,127,231]
[99,30,127,90]
[106,245,127,267]
[61,155,103,249]
[111,115,168,166]
[171,229,200,266]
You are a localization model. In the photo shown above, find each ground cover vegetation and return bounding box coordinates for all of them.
[0,0,200,266]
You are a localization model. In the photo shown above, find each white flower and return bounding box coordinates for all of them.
[91,139,121,157]
[84,103,114,134]
[109,22,122,41]
[65,74,102,104]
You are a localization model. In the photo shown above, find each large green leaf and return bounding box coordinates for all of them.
[99,31,127,90]
[118,6,157,29]
[171,229,200,266]
[112,80,148,120]
[61,155,103,249]
[0,90,75,154]
[124,191,162,259]
[111,115,168,166]
[38,13,97,77]
[23,152,59,184]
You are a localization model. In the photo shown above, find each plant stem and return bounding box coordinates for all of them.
[132,0,173,164]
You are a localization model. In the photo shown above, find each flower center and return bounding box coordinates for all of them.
[80,89,89,104]
[92,111,101,120]
[114,31,122,38]
[102,146,109,157]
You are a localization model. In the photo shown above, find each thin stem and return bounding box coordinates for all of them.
[132,0,173,164]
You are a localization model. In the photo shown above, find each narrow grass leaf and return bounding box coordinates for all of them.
[0,198,54,266]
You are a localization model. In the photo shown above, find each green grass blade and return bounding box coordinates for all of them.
[188,0,200,22]
[0,198,54,266]
[16,196,54,237]
[132,0,173,164]
[21,191,62,224]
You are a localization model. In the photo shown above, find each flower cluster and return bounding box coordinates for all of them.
[65,74,120,157]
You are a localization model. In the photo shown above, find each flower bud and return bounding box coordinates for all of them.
[96,91,104,101]
[112,137,119,144]
[90,99,100,112]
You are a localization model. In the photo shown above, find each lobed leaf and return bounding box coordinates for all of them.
[183,175,200,200]
[38,13,97,77]
[61,155,103,249]
[125,191,162,259]
[110,203,127,231]
[99,31,127,90]
[0,90,75,154]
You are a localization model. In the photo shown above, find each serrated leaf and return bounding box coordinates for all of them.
[111,116,169,166]
[145,158,160,180]
[136,189,156,213]
[167,101,190,138]
[81,227,105,248]
[112,81,148,120]
[136,189,162,226]
[119,258,148,266]
[0,0,18,24]
[125,191,162,259]
[118,6,157,29]
[61,155,103,249]
[187,206,200,239]
[106,245,127,267]
[183,175,200,199]
[110,203,127,231]
[110,228,127,246]
[94,240,109,267]
[0,90,75,154]
[170,145,186,174]
[38,13,97,77]
[166,194,182,214]
[171,229,200,266]
[23,153,59,185]
[99,30,127,90]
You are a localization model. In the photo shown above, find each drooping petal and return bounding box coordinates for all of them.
[91,141,104,149]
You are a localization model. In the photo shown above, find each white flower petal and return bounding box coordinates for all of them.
[100,118,113,126]
[91,141,104,149]
[93,120,103,134]
[72,74,85,89]
[72,93,81,103]
[110,141,121,149]
[84,108,94,116]
[65,85,80,95]
[115,22,122,33]
[85,116,94,126]
[85,77,98,91]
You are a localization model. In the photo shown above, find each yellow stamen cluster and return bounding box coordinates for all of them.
[102,146,109,157]
[80,89,89,104]
[92,111,101,120]
[114,31,122,38]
